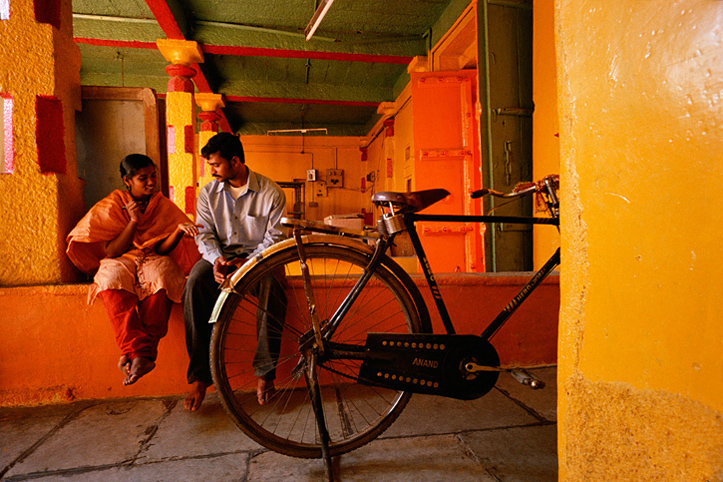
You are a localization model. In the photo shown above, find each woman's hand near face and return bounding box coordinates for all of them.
[105,200,140,257]
[125,200,141,223]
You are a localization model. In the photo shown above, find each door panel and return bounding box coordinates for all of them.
[478,2,534,271]
[411,70,484,273]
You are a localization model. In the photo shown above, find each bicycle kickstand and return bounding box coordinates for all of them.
[305,353,337,482]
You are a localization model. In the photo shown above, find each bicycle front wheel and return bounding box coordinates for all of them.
[210,242,425,458]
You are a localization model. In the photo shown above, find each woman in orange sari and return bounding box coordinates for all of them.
[67,154,199,385]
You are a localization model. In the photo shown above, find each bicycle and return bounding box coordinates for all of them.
[208,174,560,480]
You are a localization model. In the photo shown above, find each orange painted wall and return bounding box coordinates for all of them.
[241,135,369,223]
[0,285,190,405]
[0,275,557,407]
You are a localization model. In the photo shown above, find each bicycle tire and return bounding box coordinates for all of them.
[210,240,426,458]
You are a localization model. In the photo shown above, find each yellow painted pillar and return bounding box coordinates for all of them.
[0,0,84,285]
[157,39,203,217]
[531,0,560,271]
[556,1,723,480]
[195,93,225,190]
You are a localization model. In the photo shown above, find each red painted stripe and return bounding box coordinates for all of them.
[34,0,61,30]
[201,45,411,65]
[144,0,184,39]
[184,125,195,153]
[36,96,66,174]
[225,95,379,107]
[74,37,157,49]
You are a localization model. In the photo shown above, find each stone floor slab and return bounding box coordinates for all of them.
[0,404,77,473]
[382,388,539,438]
[495,367,557,422]
[142,393,262,462]
[3,453,250,482]
[6,399,167,477]
[1,367,558,482]
[461,424,558,482]
[248,434,498,482]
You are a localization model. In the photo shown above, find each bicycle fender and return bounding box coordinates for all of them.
[216,235,432,332]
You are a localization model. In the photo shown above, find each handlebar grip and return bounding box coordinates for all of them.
[470,189,489,199]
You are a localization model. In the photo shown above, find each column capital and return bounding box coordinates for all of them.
[377,102,396,117]
[195,93,225,112]
[156,39,204,66]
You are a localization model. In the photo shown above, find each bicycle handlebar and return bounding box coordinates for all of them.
[470,178,547,199]
[470,184,536,199]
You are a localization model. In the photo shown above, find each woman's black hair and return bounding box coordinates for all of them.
[120,154,155,179]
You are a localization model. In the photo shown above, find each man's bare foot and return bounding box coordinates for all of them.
[123,357,155,386]
[118,355,131,377]
[185,381,209,411]
[257,378,275,405]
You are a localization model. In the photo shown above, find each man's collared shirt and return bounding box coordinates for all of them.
[195,168,286,265]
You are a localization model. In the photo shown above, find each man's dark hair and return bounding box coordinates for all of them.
[201,132,245,165]
[120,154,155,179]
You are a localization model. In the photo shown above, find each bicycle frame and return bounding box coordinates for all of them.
[403,212,560,340]
[314,210,559,349]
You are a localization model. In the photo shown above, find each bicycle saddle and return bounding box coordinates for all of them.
[371,189,450,213]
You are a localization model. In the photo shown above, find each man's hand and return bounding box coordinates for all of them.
[213,256,230,284]
[213,256,248,284]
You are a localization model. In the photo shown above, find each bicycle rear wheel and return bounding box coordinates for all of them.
[210,242,425,458]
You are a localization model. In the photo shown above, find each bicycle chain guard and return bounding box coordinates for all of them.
[358,333,500,400]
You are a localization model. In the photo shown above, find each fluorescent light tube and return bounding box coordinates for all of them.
[304,0,335,41]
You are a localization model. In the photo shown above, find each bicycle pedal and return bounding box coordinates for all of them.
[510,369,545,389]
[358,333,500,400]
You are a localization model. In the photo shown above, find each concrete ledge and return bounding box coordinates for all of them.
[0,273,558,407]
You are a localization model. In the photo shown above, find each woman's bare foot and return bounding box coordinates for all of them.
[185,381,209,411]
[118,355,131,377]
[123,357,155,386]
[257,378,275,405]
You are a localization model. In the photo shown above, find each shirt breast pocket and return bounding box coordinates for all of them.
[242,215,268,237]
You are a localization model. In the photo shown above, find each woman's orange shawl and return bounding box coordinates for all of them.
[66,190,199,276]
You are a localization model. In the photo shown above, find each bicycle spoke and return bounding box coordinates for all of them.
[211,243,425,458]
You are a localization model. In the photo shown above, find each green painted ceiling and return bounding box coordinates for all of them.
[72,0,468,136]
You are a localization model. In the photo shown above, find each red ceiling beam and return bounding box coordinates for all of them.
[225,95,379,107]
[74,38,413,65]
[201,45,412,65]
[74,38,157,49]
[144,0,184,40]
